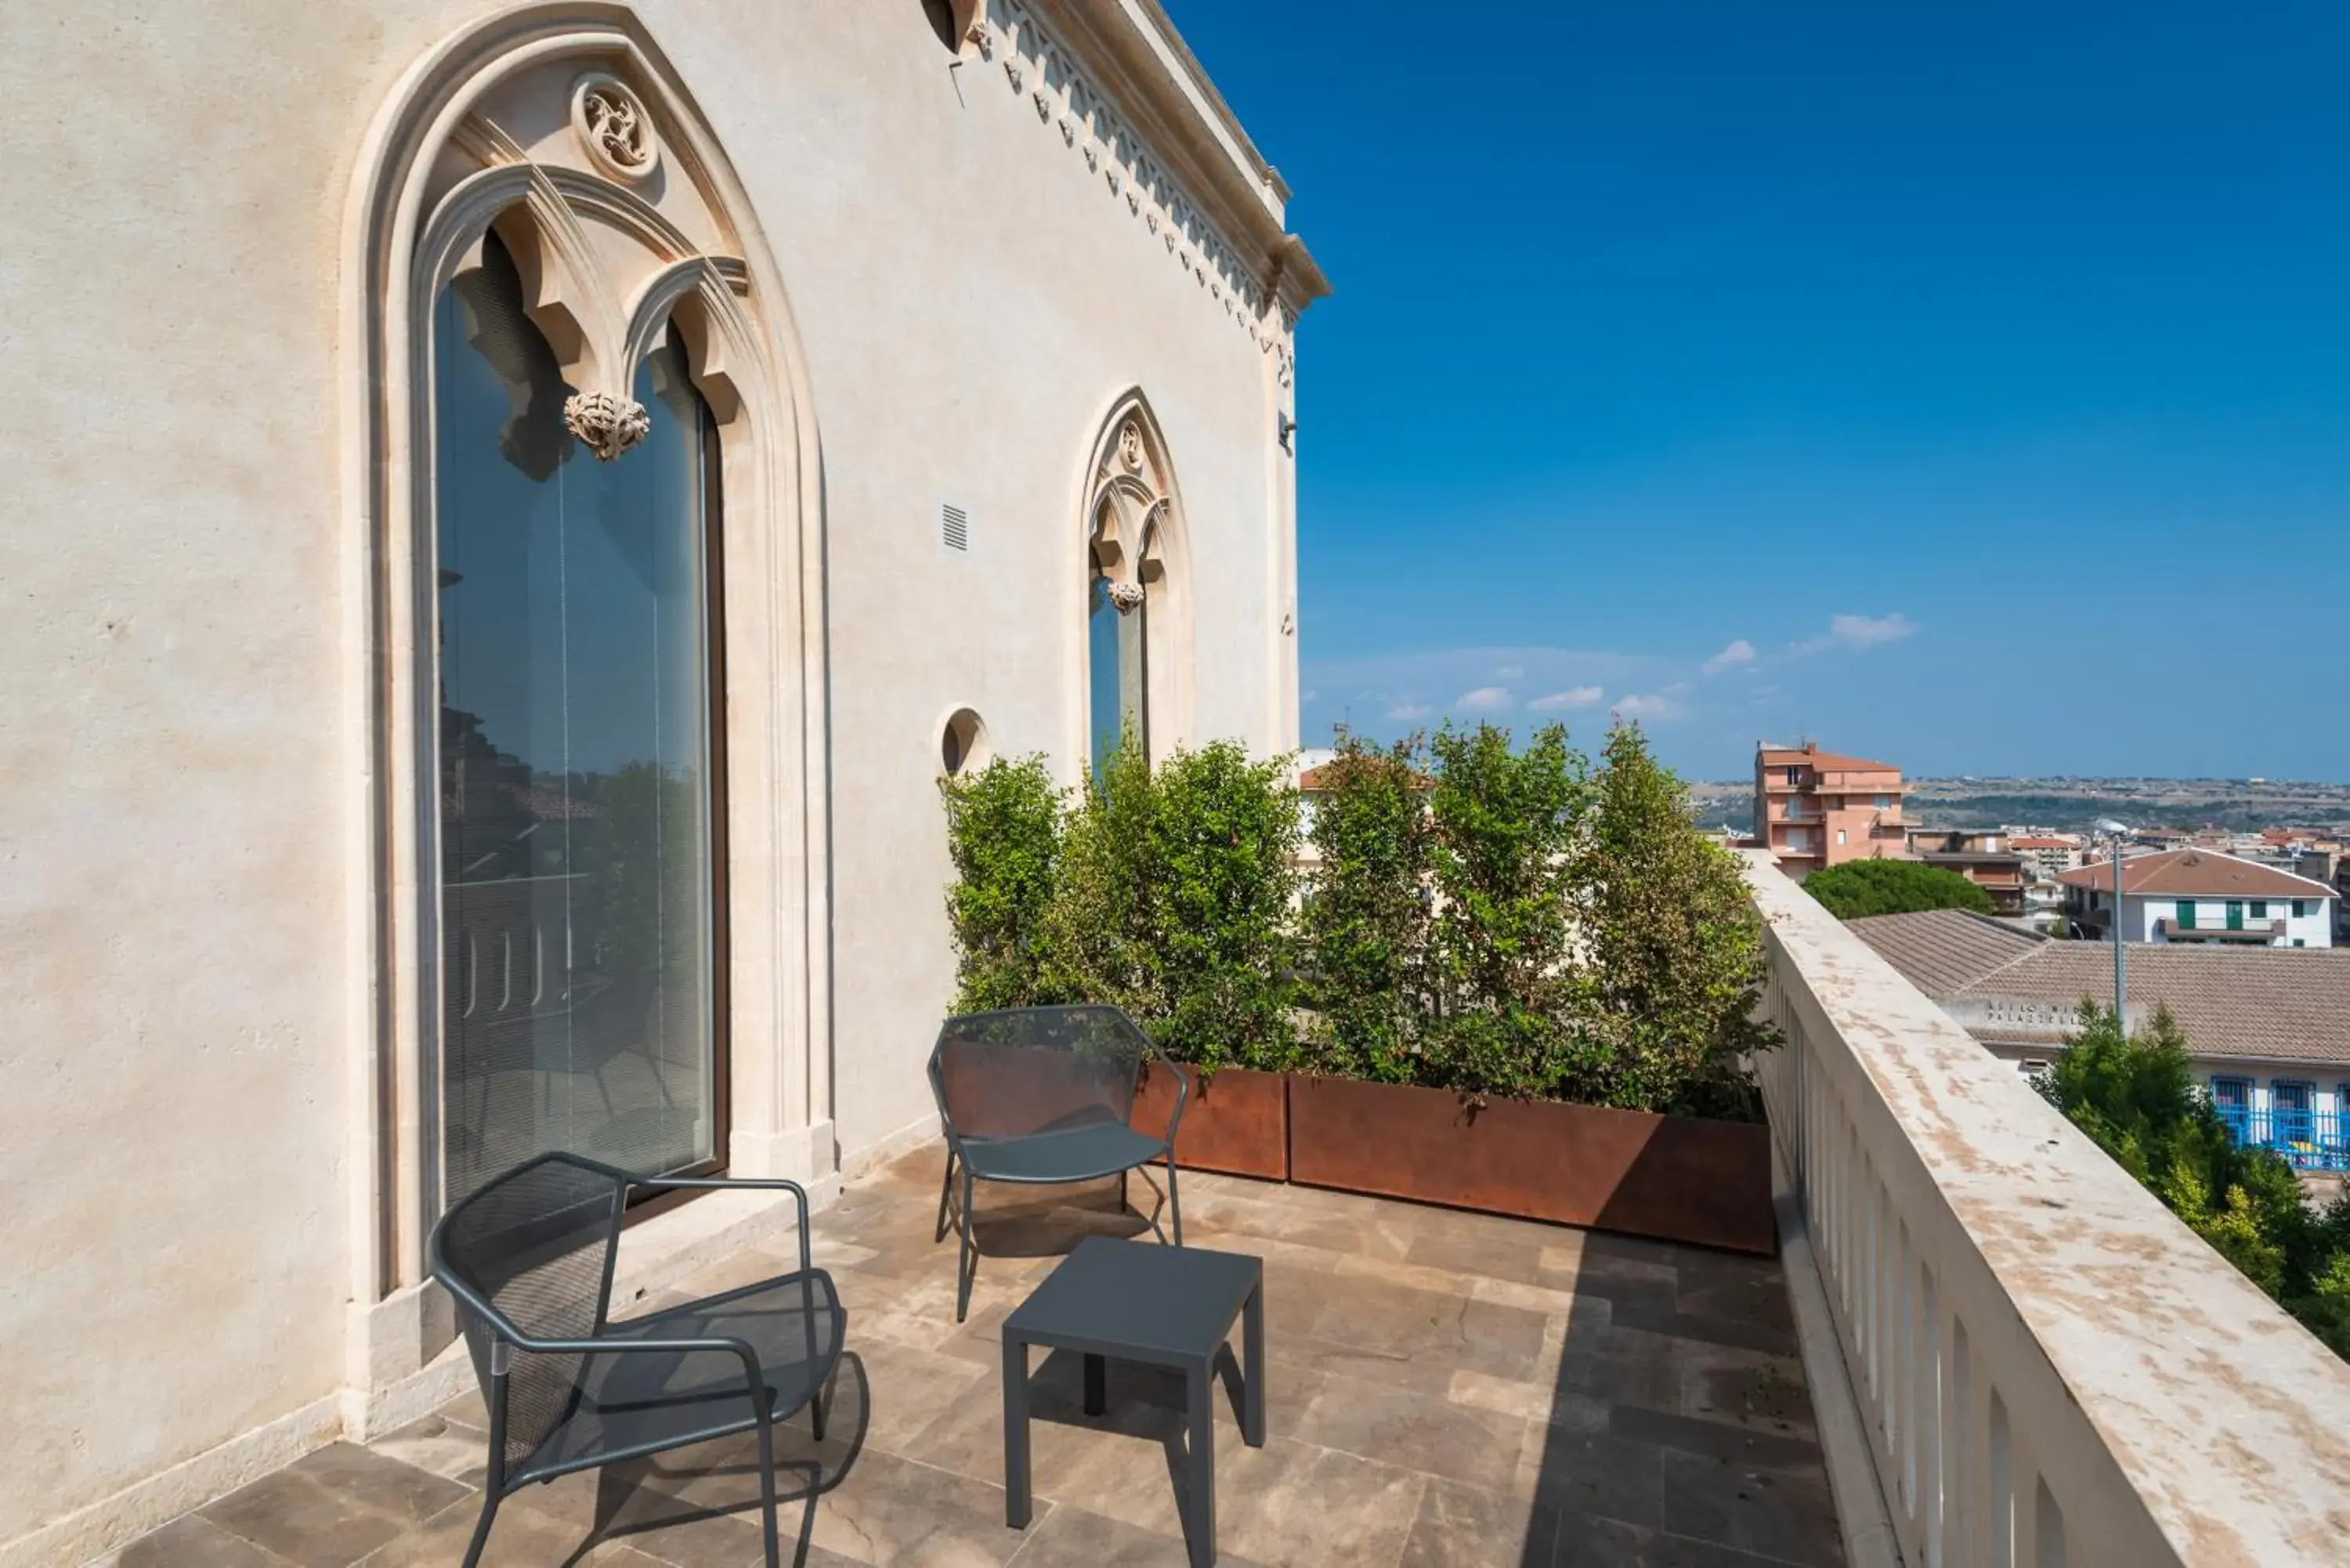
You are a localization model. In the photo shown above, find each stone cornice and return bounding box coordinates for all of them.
[984,0,1329,356]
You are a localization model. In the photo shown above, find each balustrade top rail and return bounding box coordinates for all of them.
[1741,852,2350,1568]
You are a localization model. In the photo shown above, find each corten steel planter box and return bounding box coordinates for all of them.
[1131,1062,1290,1181]
[1286,1075,1774,1255]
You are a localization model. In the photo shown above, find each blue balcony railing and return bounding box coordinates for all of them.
[2213,1103,2350,1172]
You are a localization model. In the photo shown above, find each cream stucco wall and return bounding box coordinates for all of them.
[0,0,1314,1556]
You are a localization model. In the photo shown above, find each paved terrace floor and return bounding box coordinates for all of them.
[115,1148,1842,1568]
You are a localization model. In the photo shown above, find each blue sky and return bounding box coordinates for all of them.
[1168,1,2350,782]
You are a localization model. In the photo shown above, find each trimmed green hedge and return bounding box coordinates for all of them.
[941,720,1778,1118]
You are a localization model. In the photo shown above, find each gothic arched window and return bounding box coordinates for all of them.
[1083,398,1188,782]
[433,226,725,1198]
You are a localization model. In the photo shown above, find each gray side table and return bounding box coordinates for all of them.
[1001,1234,1265,1566]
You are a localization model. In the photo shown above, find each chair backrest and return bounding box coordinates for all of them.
[430,1151,629,1474]
[928,1004,1160,1143]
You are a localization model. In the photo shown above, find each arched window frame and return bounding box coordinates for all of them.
[342,5,830,1317]
[1075,391,1192,774]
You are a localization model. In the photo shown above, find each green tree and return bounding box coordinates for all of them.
[584,761,707,987]
[1038,727,1160,1018]
[2039,1002,2350,1360]
[939,754,1063,1011]
[1422,721,1590,1099]
[1144,739,1303,1073]
[1801,857,1995,919]
[1569,722,1780,1117]
[1300,730,1435,1082]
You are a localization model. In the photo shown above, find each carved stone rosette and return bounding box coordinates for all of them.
[1104,580,1146,612]
[563,390,650,461]
[570,72,659,183]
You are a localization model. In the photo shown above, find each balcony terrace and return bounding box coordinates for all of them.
[114,1148,1831,1568]
[103,860,2350,1568]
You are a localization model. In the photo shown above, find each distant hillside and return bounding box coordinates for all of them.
[1687,776,2350,836]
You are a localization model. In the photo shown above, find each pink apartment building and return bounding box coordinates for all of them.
[1754,740,1907,879]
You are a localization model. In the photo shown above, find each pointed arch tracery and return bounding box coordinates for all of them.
[344,4,827,1309]
[1080,392,1192,770]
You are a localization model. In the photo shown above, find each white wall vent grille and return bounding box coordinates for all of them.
[941,503,970,553]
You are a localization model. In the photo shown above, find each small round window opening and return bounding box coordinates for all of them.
[940,707,990,776]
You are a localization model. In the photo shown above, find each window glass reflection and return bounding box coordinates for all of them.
[434,229,720,1200]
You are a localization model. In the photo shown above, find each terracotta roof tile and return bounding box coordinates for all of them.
[1843,909,2043,995]
[1755,743,1899,772]
[1850,908,2350,1066]
[2054,848,2334,899]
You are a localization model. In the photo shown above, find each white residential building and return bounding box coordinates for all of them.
[2059,848,2335,948]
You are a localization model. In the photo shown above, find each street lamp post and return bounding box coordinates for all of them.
[2093,818,2131,1026]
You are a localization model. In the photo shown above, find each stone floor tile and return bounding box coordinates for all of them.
[1608,1406,1823,1472]
[1070,1434,1426,1568]
[437,1388,490,1433]
[1683,1360,1817,1441]
[1676,1276,1795,1335]
[118,1147,1839,1568]
[794,1447,1035,1566]
[819,1337,992,1454]
[1446,1367,1607,1433]
[368,1413,491,1488]
[1608,1305,1797,1359]
[1557,1345,1683,1411]
[1401,1227,1550,1288]
[1396,1477,1557,1568]
[201,1443,470,1568]
[1300,1276,1551,1384]
[667,1245,804,1302]
[1285,1368,1527,1489]
[118,1514,298,1568]
[355,1492,619,1568]
[1213,1437,1428,1568]
[1264,1330,1460,1403]
[1658,1449,1842,1566]
[1553,1512,1817,1568]
[1555,1272,1682,1315]
[1002,1503,1276,1567]
[1511,1429,1666,1530]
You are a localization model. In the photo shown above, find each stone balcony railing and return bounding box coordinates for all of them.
[1742,852,2350,1567]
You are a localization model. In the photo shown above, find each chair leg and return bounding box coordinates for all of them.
[467,1378,508,1568]
[935,1147,958,1245]
[459,1487,501,1568]
[811,1370,828,1442]
[1166,1154,1183,1247]
[753,1411,782,1568]
[956,1166,978,1322]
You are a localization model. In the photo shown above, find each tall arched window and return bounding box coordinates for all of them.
[1087,539,1146,778]
[1083,397,1189,781]
[433,228,723,1198]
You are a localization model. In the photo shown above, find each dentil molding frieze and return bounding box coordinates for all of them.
[981,0,1307,381]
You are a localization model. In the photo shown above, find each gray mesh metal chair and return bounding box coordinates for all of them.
[428,1152,845,1568]
[927,1003,1188,1321]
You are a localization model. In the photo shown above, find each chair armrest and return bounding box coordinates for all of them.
[430,1267,776,1404]
[1144,1042,1190,1148]
[514,1332,774,1410]
[635,1175,813,1272]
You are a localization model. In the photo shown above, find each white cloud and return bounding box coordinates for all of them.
[1494,663,1526,681]
[1385,701,1432,721]
[1702,638,1756,675]
[1528,685,1603,711]
[1614,692,1687,722]
[1455,686,1513,711]
[1796,612,1918,655]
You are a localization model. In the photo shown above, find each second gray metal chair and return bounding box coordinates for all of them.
[926,1004,1188,1320]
